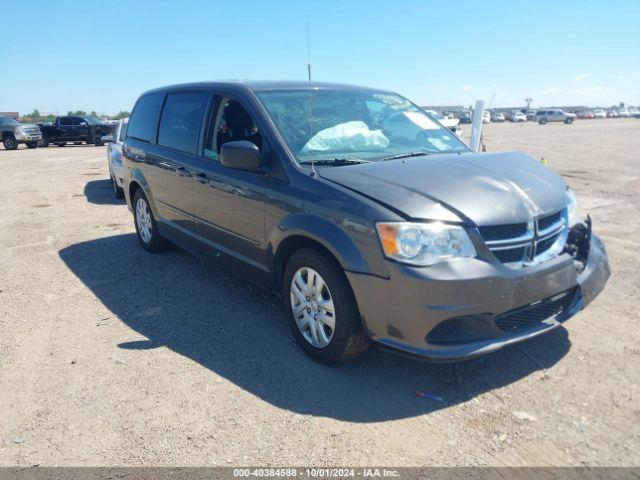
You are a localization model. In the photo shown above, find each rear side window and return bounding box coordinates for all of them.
[158,91,209,154]
[127,92,164,142]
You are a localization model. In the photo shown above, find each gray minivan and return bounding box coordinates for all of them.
[122,81,609,364]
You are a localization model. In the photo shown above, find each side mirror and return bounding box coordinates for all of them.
[101,134,115,143]
[220,140,261,171]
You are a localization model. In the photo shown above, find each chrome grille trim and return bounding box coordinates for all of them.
[478,209,568,268]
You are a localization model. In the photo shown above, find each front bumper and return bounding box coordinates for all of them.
[15,132,42,141]
[346,231,609,362]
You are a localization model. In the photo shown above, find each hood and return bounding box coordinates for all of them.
[16,123,40,129]
[318,151,569,226]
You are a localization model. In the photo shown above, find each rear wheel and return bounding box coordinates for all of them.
[26,141,38,149]
[93,135,103,146]
[3,135,18,150]
[283,248,368,364]
[539,118,548,125]
[133,190,169,252]
[564,118,574,124]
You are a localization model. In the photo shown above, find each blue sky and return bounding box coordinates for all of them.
[2,0,639,114]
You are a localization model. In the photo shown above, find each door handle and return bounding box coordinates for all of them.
[176,166,192,177]
[194,172,209,184]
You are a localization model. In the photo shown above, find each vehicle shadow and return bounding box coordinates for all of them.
[59,234,571,422]
[83,179,125,205]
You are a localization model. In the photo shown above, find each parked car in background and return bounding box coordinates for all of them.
[0,116,42,150]
[536,109,576,124]
[102,119,128,198]
[425,110,462,137]
[458,109,472,124]
[606,110,618,118]
[491,111,505,122]
[526,110,537,121]
[628,107,639,117]
[592,109,606,119]
[482,110,491,123]
[509,110,527,122]
[576,110,594,119]
[39,115,115,147]
[121,80,609,364]
[617,108,630,118]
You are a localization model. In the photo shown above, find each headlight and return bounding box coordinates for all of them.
[14,126,26,134]
[376,222,476,266]
[567,189,583,226]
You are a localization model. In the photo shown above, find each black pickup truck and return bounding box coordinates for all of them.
[39,116,115,147]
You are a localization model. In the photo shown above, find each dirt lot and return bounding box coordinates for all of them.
[1,119,639,467]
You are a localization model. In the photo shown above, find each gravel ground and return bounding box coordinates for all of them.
[0,119,639,467]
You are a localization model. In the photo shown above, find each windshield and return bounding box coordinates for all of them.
[256,89,468,164]
[0,116,19,126]
[84,116,102,125]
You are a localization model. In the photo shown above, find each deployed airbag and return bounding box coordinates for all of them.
[301,121,389,154]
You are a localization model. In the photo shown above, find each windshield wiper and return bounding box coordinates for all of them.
[300,157,371,166]
[380,151,432,161]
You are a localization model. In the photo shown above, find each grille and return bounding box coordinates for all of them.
[479,209,567,266]
[23,127,41,135]
[478,223,528,241]
[538,211,563,232]
[493,246,527,263]
[494,287,577,332]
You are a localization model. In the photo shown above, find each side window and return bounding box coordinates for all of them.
[127,92,164,143]
[73,117,84,125]
[203,98,262,161]
[59,117,71,126]
[157,91,209,155]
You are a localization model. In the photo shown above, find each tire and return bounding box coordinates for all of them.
[93,135,103,146]
[3,135,18,150]
[39,136,49,148]
[539,118,548,125]
[73,142,82,145]
[132,189,169,252]
[56,143,66,147]
[564,118,573,124]
[282,248,369,364]
[26,141,38,149]
[111,173,124,199]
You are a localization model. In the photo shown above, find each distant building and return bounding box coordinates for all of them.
[0,112,19,119]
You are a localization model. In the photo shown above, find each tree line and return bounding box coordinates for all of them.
[22,109,130,123]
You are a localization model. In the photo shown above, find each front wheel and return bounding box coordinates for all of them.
[26,141,38,149]
[3,135,18,150]
[283,249,369,364]
[564,118,574,124]
[111,173,124,199]
[133,190,169,252]
[39,136,49,147]
[93,135,103,146]
[539,118,548,125]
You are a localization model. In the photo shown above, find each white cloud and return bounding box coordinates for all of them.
[575,73,589,81]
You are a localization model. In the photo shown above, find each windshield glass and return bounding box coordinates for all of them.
[84,116,102,125]
[256,89,468,163]
[0,116,19,126]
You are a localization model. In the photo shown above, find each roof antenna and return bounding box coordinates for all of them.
[306,22,312,85]
[306,22,317,178]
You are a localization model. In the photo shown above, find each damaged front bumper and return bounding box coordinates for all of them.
[346,221,610,362]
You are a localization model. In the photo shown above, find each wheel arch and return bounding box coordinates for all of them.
[269,214,369,289]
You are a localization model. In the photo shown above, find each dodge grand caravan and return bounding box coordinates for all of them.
[122,81,609,364]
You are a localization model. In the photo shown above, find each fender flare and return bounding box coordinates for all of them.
[128,168,159,217]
